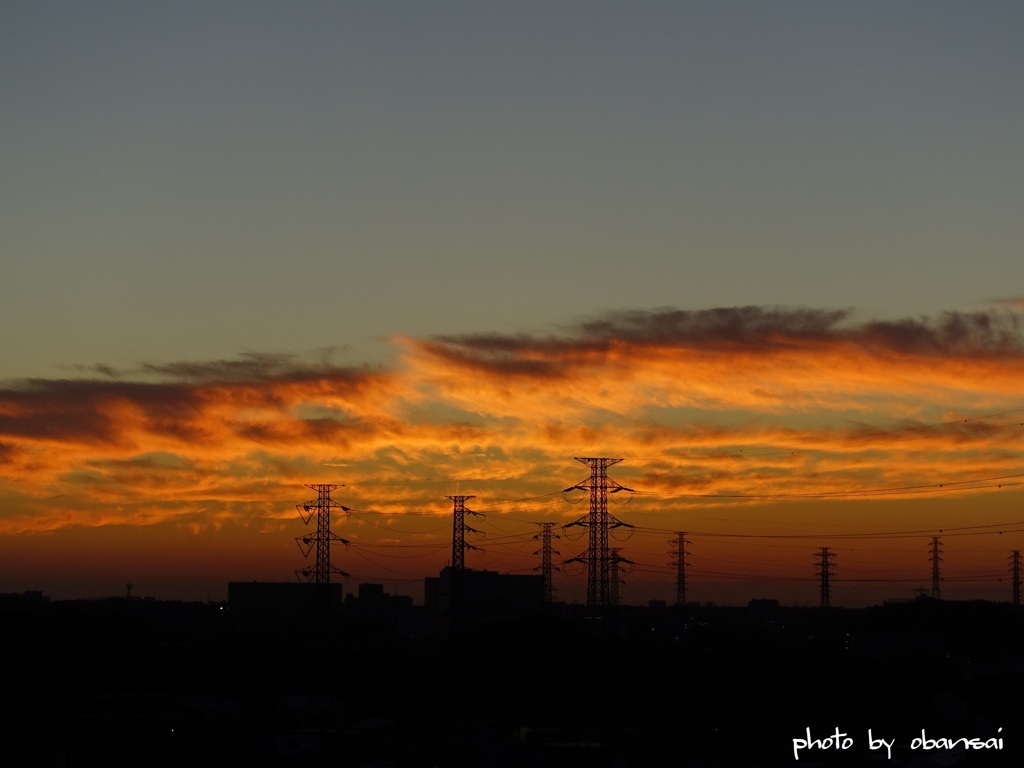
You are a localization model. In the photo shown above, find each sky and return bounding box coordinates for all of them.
[2,2,1024,606]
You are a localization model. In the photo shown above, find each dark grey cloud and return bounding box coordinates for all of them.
[57,363,120,378]
[426,307,1024,375]
[859,312,1024,357]
[576,307,1024,355]
[141,351,357,382]
[414,338,569,379]
[0,379,200,444]
[575,306,851,347]
[0,355,382,445]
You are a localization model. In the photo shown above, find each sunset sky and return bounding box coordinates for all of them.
[3,2,1024,606]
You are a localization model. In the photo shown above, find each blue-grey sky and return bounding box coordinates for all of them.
[3,1,1023,378]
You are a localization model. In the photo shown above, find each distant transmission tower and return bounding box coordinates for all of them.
[563,457,634,615]
[814,547,836,609]
[670,532,691,606]
[930,537,943,600]
[610,547,622,607]
[1011,550,1021,608]
[295,484,350,586]
[447,495,482,571]
[608,547,635,607]
[533,522,560,602]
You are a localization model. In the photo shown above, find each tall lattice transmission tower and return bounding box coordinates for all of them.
[295,483,350,585]
[533,522,560,602]
[930,536,943,600]
[447,495,481,571]
[814,547,836,609]
[563,457,634,615]
[670,532,691,607]
[1011,550,1022,608]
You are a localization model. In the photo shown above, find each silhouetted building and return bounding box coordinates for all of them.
[228,581,342,616]
[0,590,49,609]
[358,582,385,602]
[424,567,544,618]
[344,582,416,628]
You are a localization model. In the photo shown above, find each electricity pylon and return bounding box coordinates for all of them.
[608,547,634,607]
[447,495,482,571]
[1011,550,1021,608]
[814,547,836,609]
[563,457,634,615]
[295,484,350,587]
[533,522,560,602]
[930,537,943,600]
[610,547,623,607]
[670,532,691,606]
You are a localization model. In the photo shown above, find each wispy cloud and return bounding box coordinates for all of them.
[404,307,1024,420]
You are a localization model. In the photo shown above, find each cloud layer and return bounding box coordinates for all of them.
[2,306,1023,602]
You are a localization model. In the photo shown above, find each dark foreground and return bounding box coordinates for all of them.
[1,594,1021,767]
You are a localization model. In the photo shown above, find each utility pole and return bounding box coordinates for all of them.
[930,537,943,600]
[295,484,350,609]
[814,547,836,609]
[533,522,560,602]
[1011,550,1021,608]
[563,457,634,616]
[670,532,691,607]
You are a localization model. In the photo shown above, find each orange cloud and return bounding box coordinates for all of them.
[2,307,1023,604]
